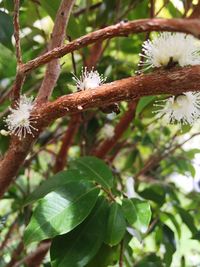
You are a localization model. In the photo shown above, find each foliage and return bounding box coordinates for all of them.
[0,0,200,267]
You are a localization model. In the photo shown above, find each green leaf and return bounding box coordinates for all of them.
[122,199,137,225]
[104,203,126,246]
[192,230,200,240]
[135,253,163,267]
[122,198,151,233]
[136,96,156,116]
[24,181,99,245]
[40,0,60,19]
[175,206,198,235]
[167,2,182,17]
[163,225,176,267]
[0,11,13,49]
[3,0,24,11]
[86,244,118,267]
[50,197,109,267]
[160,212,181,238]
[175,159,196,177]
[186,148,200,159]
[67,16,87,39]
[139,184,166,205]
[24,170,86,206]
[70,156,114,190]
[3,0,14,11]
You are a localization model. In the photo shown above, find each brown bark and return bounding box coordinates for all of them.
[13,0,22,65]
[36,0,76,103]
[6,241,24,267]
[0,220,17,252]
[12,0,24,101]
[13,240,51,267]
[189,0,200,19]
[11,72,25,101]
[20,18,200,74]
[37,65,200,125]
[3,2,76,266]
[53,29,105,173]
[1,65,200,197]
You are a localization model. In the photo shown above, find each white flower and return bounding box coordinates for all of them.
[73,67,106,91]
[4,95,38,139]
[139,32,200,71]
[154,92,200,125]
[98,124,115,140]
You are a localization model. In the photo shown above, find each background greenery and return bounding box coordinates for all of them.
[0,0,200,266]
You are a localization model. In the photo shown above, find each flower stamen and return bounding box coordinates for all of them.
[73,67,106,91]
[139,32,200,72]
[154,92,200,126]
[3,95,38,140]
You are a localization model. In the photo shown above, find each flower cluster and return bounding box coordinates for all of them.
[3,30,200,140]
[3,95,38,140]
[73,67,106,91]
[138,32,200,126]
[139,32,200,70]
[1,68,106,140]
[154,92,200,126]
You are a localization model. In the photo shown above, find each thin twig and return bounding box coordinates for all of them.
[119,240,124,267]
[93,101,138,158]
[53,114,81,173]
[36,0,76,103]
[1,63,200,198]
[13,0,22,65]
[13,240,51,267]
[20,18,200,75]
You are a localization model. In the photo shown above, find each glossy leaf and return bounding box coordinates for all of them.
[104,203,126,246]
[163,225,176,267]
[175,206,198,235]
[135,254,163,267]
[122,198,151,233]
[24,170,86,206]
[139,184,166,205]
[86,244,118,267]
[70,156,114,189]
[24,181,99,244]
[136,96,156,116]
[0,11,13,49]
[50,197,109,267]
[40,0,60,19]
[160,212,181,238]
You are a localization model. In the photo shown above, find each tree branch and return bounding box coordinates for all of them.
[20,18,200,74]
[13,0,22,65]
[53,114,81,173]
[1,65,200,197]
[13,240,51,267]
[0,219,17,252]
[36,0,76,103]
[6,241,24,267]
[12,0,24,101]
[93,101,138,158]
[37,65,200,125]
[189,0,200,18]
